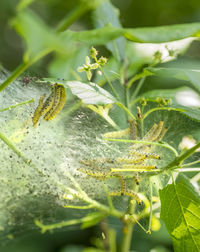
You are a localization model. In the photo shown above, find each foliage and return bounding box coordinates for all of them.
[0,0,200,251]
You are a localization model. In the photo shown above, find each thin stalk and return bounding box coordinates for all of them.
[181,160,200,167]
[56,3,90,32]
[148,180,152,233]
[0,130,30,164]
[111,168,161,172]
[0,62,30,92]
[104,138,178,157]
[0,99,34,112]
[174,168,200,172]
[164,141,200,170]
[130,77,146,102]
[121,220,134,252]
[108,228,117,252]
[63,204,93,209]
[116,102,136,121]
[121,188,137,252]
[35,217,90,234]
[99,66,121,101]
[143,107,186,120]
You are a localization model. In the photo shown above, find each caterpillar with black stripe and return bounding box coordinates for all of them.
[32,83,66,127]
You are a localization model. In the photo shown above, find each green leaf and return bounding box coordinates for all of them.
[136,87,200,122]
[61,22,200,46]
[61,24,123,46]
[92,0,125,60]
[159,176,200,252]
[147,67,200,93]
[124,23,200,43]
[43,78,116,105]
[81,212,106,229]
[11,10,68,62]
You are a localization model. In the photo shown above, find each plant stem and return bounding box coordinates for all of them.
[181,160,200,167]
[129,77,146,102]
[143,107,186,120]
[0,62,30,92]
[0,99,34,112]
[104,138,178,157]
[148,180,152,233]
[174,168,200,172]
[0,130,30,164]
[121,195,137,252]
[56,3,90,32]
[116,102,136,121]
[99,66,121,101]
[164,141,200,170]
[121,221,134,252]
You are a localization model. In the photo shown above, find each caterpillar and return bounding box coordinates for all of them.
[103,127,130,138]
[112,174,126,195]
[109,190,141,205]
[44,84,66,121]
[146,121,164,142]
[32,83,66,127]
[115,156,148,164]
[78,168,110,179]
[32,94,46,128]
[122,164,157,170]
[40,85,56,116]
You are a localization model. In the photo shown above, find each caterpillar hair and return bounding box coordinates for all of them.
[32,94,46,128]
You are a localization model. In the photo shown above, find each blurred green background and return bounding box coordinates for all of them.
[1,0,200,71]
[0,0,200,251]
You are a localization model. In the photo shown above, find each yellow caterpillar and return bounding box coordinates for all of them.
[103,128,130,138]
[44,84,66,121]
[32,83,66,127]
[41,85,56,116]
[32,94,46,128]
[122,164,157,170]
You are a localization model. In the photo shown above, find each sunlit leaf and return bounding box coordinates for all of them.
[124,23,200,43]
[43,78,116,105]
[160,175,200,252]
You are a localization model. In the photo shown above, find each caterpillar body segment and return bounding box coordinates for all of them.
[129,120,138,140]
[146,121,164,142]
[125,190,142,205]
[32,83,66,127]
[32,94,46,128]
[122,164,157,170]
[44,84,66,121]
[78,168,110,179]
[109,190,142,205]
[146,153,161,160]
[40,85,56,116]
[115,156,147,164]
[142,123,158,141]
[154,127,168,142]
[113,174,126,194]
[103,127,130,138]
[48,84,66,120]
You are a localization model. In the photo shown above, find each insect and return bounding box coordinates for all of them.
[32,94,46,128]
[78,121,167,204]
[32,83,66,127]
